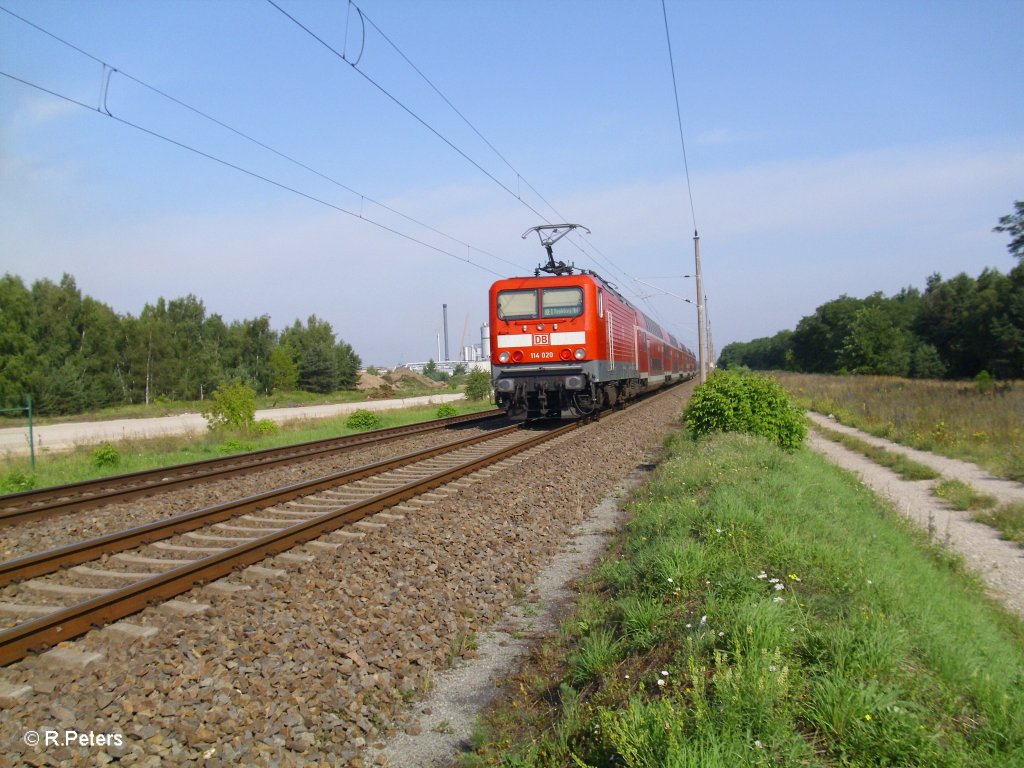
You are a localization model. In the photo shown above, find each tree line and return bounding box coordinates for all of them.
[719,202,1024,379]
[0,273,361,415]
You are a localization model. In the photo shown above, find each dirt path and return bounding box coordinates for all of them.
[806,412,1024,619]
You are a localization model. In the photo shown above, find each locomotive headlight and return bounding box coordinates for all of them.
[512,350,524,363]
[497,351,510,363]
[574,348,586,360]
[559,348,573,361]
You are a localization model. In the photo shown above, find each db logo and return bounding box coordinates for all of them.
[533,334,550,345]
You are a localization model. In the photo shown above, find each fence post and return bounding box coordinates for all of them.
[27,395,34,472]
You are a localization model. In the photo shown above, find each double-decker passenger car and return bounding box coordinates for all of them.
[489,226,696,420]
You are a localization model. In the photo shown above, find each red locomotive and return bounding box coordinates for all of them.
[489,224,697,420]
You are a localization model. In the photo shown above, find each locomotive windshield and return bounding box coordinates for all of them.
[496,290,538,320]
[541,287,583,318]
[497,286,583,320]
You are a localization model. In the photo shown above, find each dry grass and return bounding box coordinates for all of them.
[774,373,1024,481]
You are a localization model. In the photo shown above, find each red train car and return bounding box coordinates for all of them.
[489,235,697,419]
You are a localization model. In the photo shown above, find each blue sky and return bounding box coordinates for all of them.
[2,0,1021,367]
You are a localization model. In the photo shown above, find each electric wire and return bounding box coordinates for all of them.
[268,0,646,296]
[267,0,684,338]
[0,4,524,275]
[266,0,552,227]
[352,1,564,220]
[0,70,504,278]
[660,0,698,233]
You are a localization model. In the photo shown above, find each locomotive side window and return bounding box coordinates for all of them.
[598,289,604,318]
[541,287,583,318]
[497,290,538,320]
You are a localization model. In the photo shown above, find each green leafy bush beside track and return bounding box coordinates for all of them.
[683,369,807,450]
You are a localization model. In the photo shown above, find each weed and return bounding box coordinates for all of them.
[934,478,998,511]
[568,629,620,685]
[436,403,458,418]
[90,441,121,468]
[252,418,278,435]
[973,502,1024,545]
[775,372,1024,480]
[345,408,382,431]
[815,424,939,480]
[0,469,36,493]
[447,630,478,666]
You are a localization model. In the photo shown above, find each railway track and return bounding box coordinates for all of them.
[0,408,504,526]
[0,417,579,666]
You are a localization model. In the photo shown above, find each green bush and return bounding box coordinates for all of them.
[218,438,250,454]
[0,469,37,494]
[683,369,807,450]
[464,369,492,401]
[346,408,381,431]
[202,379,257,430]
[252,418,278,435]
[436,404,458,418]
[91,441,121,468]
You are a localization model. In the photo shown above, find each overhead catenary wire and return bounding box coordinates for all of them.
[660,0,698,234]
[268,0,654,303]
[0,68,507,278]
[661,0,710,374]
[265,0,552,228]
[0,3,526,276]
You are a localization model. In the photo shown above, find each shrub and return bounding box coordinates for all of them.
[91,441,121,468]
[683,369,807,450]
[346,408,381,431]
[218,438,249,454]
[465,369,492,401]
[202,379,257,430]
[0,469,37,493]
[252,418,278,435]
[436,404,458,418]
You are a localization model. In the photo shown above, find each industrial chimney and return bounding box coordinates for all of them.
[443,304,449,362]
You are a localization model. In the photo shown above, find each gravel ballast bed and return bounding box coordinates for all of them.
[1,385,692,767]
[0,425,504,562]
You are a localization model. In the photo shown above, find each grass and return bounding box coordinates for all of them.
[461,432,1024,767]
[934,479,998,511]
[0,378,457,426]
[773,372,1024,481]
[972,503,1024,546]
[813,423,940,480]
[811,427,1024,548]
[0,399,494,493]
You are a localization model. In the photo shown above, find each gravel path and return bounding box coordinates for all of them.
[0,384,693,767]
[806,412,1024,619]
[0,395,466,456]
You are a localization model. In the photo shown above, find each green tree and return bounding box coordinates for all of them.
[717,330,793,371]
[201,379,257,430]
[837,305,912,376]
[790,295,864,372]
[464,368,492,401]
[334,340,361,389]
[0,275,38,408]
[280,315,360,393]
[269,345,299,392]
[994,200,1024,261]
